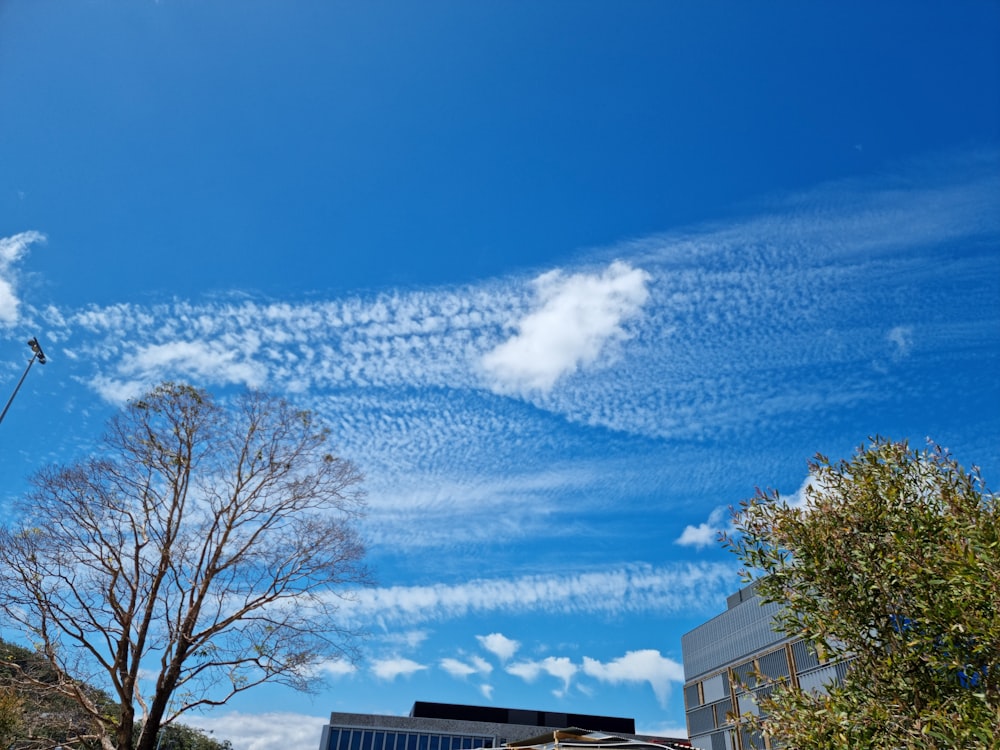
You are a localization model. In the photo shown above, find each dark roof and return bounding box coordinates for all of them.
[409,702,636,735]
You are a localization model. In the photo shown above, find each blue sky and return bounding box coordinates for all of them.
[1,1,999,747]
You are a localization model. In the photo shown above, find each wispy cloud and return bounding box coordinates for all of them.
[480,261,651,394]
[379,630,431,651]
[339,563,734,628]
[0,231,45,327]
[27,154,997,459]
[9,148,997,565]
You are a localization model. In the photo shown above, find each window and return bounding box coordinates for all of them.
[703,672,729,703]
[684,682,702,707]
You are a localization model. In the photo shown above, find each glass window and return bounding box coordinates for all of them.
[684,682,701,708]
[798,664,838,695]
[736,691,759,717]
[350,731,362,750]
[703,672,728,703]
[418,735,428,750]
[328,730,342,750]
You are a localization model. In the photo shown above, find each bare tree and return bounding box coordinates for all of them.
[0,383,370,750]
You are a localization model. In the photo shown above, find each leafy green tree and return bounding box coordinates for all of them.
[0,384,370,750]
[723,437,1000,749]
[0,686,23,747]
[0,638,114,749]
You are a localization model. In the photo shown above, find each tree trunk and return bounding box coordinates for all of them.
[115,704,134,750]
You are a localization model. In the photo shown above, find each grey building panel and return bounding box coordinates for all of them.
[790,638,820,673]
[681,595,786,682]
[755,648,789,681]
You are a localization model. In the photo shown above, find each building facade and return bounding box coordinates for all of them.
[318,702,642,750]
[680,584,848,750]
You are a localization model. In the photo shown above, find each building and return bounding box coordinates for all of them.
[318,702,689,750]
[680,583,849,750]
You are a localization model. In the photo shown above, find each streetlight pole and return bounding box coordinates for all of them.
[0,337,47,427]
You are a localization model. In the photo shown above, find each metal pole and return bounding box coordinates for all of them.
[0,337,47,427]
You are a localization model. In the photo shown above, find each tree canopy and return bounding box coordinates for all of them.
[724,437,999,749]
[0,383,370,750]
[0,638,230,750]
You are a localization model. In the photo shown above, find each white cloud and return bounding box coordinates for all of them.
[313,658,357,678]
[0,281,20,327]
[675,507,729,549]
[0,230,45,327]
[887,325,913,360]
[469,655,493,674]
[481,260,651,394]
[582,649,683,707]
[439,655,492,679]
[93,339,267,402]
[183,711,328,750]
[506,656,578,696]
[371,657,427,681]
[476,632,520,663]
[439,658,476,678]
[479,683,494,700]
[504,660,542,682]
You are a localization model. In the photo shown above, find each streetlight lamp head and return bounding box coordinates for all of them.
[27,337,46,365]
